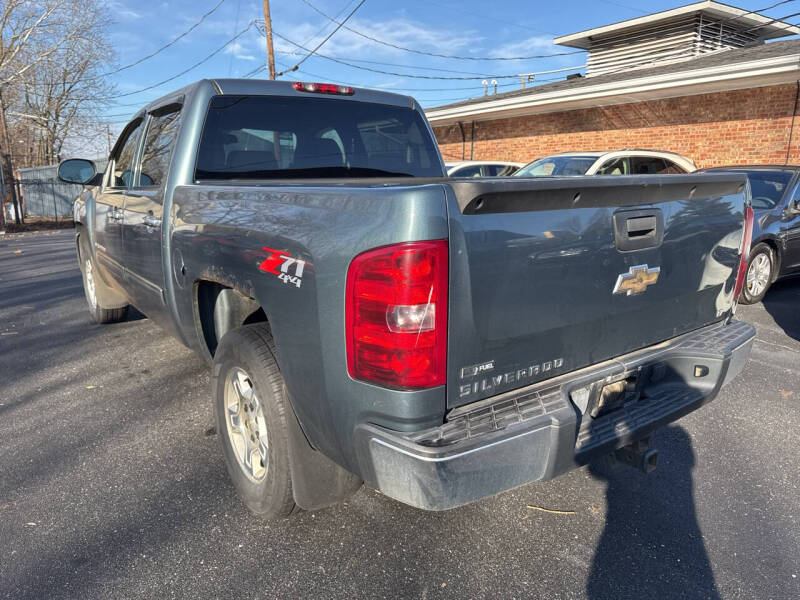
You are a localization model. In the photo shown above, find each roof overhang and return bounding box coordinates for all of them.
[554,1,800,49]
[425,53,800,126]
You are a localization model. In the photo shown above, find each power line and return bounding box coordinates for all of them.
[743,9,800,32]
[95,22,256,99]
[717,0,797,28]
[273,48,535,76]
[276,0,367,77]
[296,0,583,61]
[261,58,578,106]
[102,0,228,78]
[268,27,585,80]
[299,0,359,48]
[14,0,229,88]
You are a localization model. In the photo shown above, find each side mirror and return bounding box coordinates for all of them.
[58,158,97,184]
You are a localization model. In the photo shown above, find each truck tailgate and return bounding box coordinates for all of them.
[445,173,748,408]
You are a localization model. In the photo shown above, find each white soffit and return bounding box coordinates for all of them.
[424,54,800,126]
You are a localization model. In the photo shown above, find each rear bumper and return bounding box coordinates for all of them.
[354,319,755,510]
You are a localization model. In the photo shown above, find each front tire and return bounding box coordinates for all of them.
[212,323,297,519]
[79,246,128,324]
[740,243,774,305]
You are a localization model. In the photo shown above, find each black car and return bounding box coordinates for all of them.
[701,166,800,303]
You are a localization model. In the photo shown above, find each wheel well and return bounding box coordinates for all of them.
[195,280,268,357]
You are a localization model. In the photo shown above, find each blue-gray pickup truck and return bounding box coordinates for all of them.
[59,79,756,518]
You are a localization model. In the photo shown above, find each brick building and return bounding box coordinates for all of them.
[426,1,800,168]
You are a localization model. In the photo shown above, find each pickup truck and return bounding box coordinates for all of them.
[59,79,756,518]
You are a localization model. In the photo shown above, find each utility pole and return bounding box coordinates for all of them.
[262,0,276,80]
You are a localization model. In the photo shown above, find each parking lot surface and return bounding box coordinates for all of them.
[1,229,798,600]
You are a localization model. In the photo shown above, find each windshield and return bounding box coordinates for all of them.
[712,170,792,209]
[196,95,444,179]
[514,156,598,177]
[743,171,792,209]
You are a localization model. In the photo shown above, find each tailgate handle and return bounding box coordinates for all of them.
[626,216,657,238]
[614,209,664,251]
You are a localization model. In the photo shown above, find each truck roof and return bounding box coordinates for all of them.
[136,78,416,118]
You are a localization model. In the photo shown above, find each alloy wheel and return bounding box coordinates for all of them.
[224,367,269,482]
[746,252,770,298]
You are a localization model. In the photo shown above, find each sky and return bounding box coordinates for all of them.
[99,0,799,131]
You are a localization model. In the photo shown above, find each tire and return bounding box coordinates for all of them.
[740,243,774,305]
[78,238,129,324]
[212,323,297,519]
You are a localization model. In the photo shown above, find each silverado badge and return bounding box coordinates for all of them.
[613,264,660,296]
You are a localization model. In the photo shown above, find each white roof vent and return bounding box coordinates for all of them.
[554,1,800,77]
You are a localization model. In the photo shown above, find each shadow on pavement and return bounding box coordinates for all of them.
[761,276,800,342]
[586,425,720,600]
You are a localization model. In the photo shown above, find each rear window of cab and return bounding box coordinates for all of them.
[195,95,443,179]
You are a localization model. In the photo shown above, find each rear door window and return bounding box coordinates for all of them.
[661,160,686,174]
[630,157,669,174]
[195,95,443,179]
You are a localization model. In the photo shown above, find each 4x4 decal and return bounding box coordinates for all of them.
[259,246,306,288]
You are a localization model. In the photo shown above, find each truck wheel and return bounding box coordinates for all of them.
[79,247,129,324]
[212,323,297,519]
[740,243,774,305]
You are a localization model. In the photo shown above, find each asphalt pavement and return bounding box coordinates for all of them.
[1,229,798,600]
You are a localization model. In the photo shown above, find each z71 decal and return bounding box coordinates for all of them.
[259,246,306,288]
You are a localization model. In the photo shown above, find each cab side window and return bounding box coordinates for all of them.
[631,157,668,174]
[661,160,686,174]
[596,157,629,175]
[139,108,182,187]
[487,164,517,176]
[453,165,482,178]
[629,156,686,174]
[111,121,143,189]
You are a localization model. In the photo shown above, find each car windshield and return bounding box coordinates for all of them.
[713,170,793,209]
[196,95,444,179]
[515,156,597,177]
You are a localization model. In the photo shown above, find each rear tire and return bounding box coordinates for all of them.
[740,243,774,305]
[78,241,128,324]
[212,323,297,519]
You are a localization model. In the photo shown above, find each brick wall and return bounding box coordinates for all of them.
[432,84,800,168]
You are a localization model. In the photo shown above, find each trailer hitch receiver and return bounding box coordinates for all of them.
[612,438,658,474]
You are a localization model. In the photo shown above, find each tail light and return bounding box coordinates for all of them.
[733,205,755,302]
[346,240,448,390]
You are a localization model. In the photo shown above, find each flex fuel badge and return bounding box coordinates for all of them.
[259,246,306,288]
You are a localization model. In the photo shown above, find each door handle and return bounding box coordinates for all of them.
[142,215,162,228]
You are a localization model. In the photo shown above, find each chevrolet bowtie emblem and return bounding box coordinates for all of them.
[613,264,660,296]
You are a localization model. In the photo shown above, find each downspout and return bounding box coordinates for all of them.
[785,80,799,166]
[457,121,466,160]
[470,121,475,160]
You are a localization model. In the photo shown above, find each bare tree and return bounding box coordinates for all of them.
[0,0,116,222]
[14,6,116,164]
